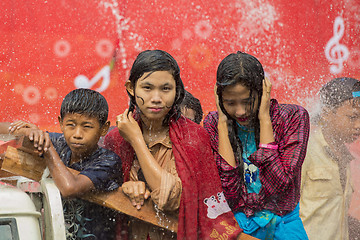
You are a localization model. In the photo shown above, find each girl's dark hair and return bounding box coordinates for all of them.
[60,88,109,126]
[216,51,264,182]
[181,90,203,124]
[127,50,185,124]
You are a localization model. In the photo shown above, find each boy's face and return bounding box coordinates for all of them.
[323,99,360,143]
[59,113,109,160]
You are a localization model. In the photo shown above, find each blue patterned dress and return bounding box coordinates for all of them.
[233,124,308,240]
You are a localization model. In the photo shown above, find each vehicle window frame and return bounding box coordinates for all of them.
[0,218,19,240]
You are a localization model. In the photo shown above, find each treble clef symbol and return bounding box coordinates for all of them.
[324,16,349,74]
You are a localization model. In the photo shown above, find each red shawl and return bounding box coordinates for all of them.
[104,116,242,239]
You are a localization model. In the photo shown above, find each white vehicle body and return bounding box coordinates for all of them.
[0,178,66,240]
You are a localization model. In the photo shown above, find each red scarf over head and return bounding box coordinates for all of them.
[104,116,242,239]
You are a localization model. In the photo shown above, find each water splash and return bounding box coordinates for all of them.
[153,203,175,234]
[98,0,130,69]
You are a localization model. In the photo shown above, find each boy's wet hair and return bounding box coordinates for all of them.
[216,51,265,184]
[60,88,109,126]
[127,50,185,124]
[180,90,203,124]
[319,77,360,109]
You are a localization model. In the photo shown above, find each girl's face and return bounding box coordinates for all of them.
[221,83,259,126]
[127,71,176,124]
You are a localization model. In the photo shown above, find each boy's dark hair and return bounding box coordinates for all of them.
[127,50,185,124]
[216,51,265,184]
[180,90,203,124]
[319,77,360,109]
[60,88,109,126]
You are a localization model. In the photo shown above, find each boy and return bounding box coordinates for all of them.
[300,77,360,240]
[2,89,122,240]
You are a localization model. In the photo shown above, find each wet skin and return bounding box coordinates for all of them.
[181,107,196,123]
[221,83,259,126]
[119,70,177,209]
[322,99,360,144]
[129,71,176,128]
[59,113,109,163]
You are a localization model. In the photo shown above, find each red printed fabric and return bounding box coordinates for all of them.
[203,99,310,217]
[104,116,242,239]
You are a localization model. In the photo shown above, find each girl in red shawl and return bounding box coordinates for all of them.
[104,50,242,240]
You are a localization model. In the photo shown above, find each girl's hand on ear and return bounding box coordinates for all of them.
[214,85,228,123]
[258,78,272,122]
[116,109,143,145]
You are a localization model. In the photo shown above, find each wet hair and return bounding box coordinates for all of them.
[127,50,185,124]
[216,51,264,181]
[60,88,109,126]
[311,77,360,124]
[319,77,360,109]
[180,90,203,124]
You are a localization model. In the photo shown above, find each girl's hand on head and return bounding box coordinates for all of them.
[9,120,39,134]
[214,85,228,122]
[122,181,151,210]
[258,78,272,122]
[116,109,142,145]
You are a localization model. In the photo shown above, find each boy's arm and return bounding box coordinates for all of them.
[0,121,39,135]
[25,130,96,198]
[1,123,95,197]
[0,121,47,153]
[9,120,39,133]
[44,141,95,198]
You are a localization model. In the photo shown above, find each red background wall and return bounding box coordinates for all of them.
[1,0,359,217]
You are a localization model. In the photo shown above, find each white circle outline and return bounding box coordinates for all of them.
[45,87,58,100]
[194,20,212,39]
[96,39,114,58]
[23,86,41,105]
[54,39,71,58]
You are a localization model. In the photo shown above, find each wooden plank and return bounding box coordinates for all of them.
[0,170,19,186]
[0,134,24,154]
[2,146,46,182]
[0,135,33,185]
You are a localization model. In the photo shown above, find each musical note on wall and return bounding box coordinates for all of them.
[324,16,349,74]
[74,65,110,92]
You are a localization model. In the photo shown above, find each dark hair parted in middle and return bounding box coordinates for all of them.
[216,51,264,180]
[127,50,185,124]
[60,88,109,126]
